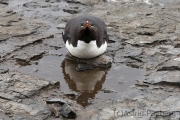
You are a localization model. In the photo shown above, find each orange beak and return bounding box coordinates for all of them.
[84,21,91,28]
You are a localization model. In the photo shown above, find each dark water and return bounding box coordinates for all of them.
[18,48,146,107]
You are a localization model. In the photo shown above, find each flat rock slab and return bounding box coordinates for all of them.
[65,52,112,71]
[144,71,180,84]
[125,33,171,46]
[0,71,50,100]
[91,83,180,120]
[0,68,9,74]
[0,71,57,119]
[0,8,50,60]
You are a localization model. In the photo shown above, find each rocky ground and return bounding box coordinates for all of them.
[0,0,180,120]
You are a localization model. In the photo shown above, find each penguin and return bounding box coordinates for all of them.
[62,15,109,59]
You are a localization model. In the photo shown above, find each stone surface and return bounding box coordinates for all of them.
[65,52,112,69]
[145,71,180,84]
[0,71,56,119]
[0,71,50,102]
[1,0,180,119]
[59,103,77,119]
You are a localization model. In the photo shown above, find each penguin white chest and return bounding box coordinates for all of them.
[65,40,107,59]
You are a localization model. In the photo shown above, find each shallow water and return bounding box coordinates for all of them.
[18,48,146,107]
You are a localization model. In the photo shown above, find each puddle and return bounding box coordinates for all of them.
[18,48,146,107]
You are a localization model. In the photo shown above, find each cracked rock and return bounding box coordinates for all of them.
[0,68,9,74]
[59,103,77,119]
[0,71,50,100]
[144,71,180,84]
[125,33,171,46]
[65,52,112,70]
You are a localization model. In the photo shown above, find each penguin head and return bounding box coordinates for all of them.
[77,21,98,43]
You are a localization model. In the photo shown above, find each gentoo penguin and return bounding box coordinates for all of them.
[62,15,109,59]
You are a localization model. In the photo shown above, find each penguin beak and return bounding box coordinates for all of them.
[84,21,91,28]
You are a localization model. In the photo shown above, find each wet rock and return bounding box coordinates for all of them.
[46,98,68,105]
[45,0,61,3]
[63,90,80,99]
[160,23,176,34]
[157,58,180,71]
[48,50,63,56]
[0,71,50,100]
[14,49,46,66]
[65,52,112,70]
[0,70,61,119]
[0,42,17,59]
[66,0,100,5]
[46,98,78,119]
[0,9,17,26]
[91,90,180,120]
[0,112,13,120]
[149,111,172,120]
[1,0,180,119]
[135,26,158,36]
[0,68,9,74]
[125,33,171,46]
[76,63,94,71]
[0,93,15,101]
[1,23,35,37]
[23,1,50,8]
[135,18,160,36]
[149,95,180,113]
[91,108,114,120]
[144,71,180,84]
[0,8,51,60]
[46,98,76,119]
[0,35,10,42]
[63,8,79,14]
[0,0,9,5]
[101,88,118,93]
[176,23,180,33]
[114,44,142,63]
[171,112,180,120]
[59,103,77,119]
[8,37,50,62]
[43,36,64,48]
[91,106,134,120]
[48,104,60,117]
[170,36,180,48]
[141,46,173,70]
[56,23,66,29]
[107,42,122,51]
[0,99,51,119]
[7,34,53,49]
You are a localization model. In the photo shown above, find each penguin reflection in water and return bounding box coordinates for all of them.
[61,60,109,107]
[62,15,109,59]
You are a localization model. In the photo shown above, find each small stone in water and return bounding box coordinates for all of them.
[76,63,93,71]
[59,103,77,119]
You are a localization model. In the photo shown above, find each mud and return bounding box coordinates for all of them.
[0,0,180,119]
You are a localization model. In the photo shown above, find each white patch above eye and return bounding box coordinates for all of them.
[65,40,107,59]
